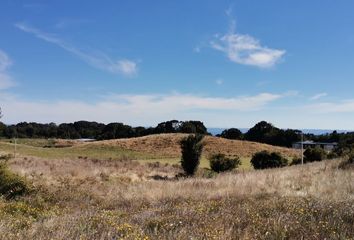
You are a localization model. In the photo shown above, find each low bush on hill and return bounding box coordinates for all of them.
[339,153,354,169]
[251,151,288,169]
[0,155,30,199]
[304,147,327,162]
[209,153,241,173]
[290,157,302,166]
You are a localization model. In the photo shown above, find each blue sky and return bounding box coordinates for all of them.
[1,0,354,129]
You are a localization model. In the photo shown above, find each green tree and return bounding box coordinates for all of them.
[245,121,278,143]
[219,128,243,140]
[180,134,204,176]
[180,121,208,134]
[244,121,301,147]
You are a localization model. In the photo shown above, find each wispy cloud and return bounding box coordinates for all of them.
[210,13,285,68]
[0,50,15,90]
[55,18,93,29]
[310,92,327,100]
[0,50,12,72]
[0,92,284,124]
[15,23,138,77]
[306,99,354,113]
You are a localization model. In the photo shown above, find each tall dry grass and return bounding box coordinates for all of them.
[0,155,353,239]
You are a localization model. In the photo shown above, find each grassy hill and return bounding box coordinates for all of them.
[91,133,299,158]
[0,134,299,169]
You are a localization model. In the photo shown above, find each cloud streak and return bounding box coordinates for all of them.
[306,99,354,113]
[0,50,15,90]
[0,92,283,124]
[210,16,285,68]
[15,23,138,77]
[310,92,327,100]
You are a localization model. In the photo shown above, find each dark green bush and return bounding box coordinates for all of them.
[0,154,12,161]
[327,151,338,159]
[209,153,241,173]
[251,151,288,169]
[0,162,30,199]
[339,153,354,169]
[304,147,327,162]
[180,134,204,176]
[290,157,302,166]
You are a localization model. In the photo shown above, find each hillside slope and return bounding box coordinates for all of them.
[86,133,299,158]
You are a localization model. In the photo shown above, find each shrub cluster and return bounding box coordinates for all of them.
[290,157,302,165]
[209,153,241,173]
[180,134,204,176]
[304,147,327,162]
[251,151,288,169]
[0,154,12,161]
[0,155,30,199]
[339,153,354,169]
[291,147,339,165]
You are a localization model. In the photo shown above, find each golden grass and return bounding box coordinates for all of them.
[0,137,352,239]
[0,153,352,239]
[0,141,158,161]
[90,133,300,158]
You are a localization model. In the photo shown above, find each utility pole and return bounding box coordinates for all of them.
[14,137,17,158]
[13,129,17,158]
[301,132,304,165]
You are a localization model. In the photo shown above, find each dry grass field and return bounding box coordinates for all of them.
[0,135,353,239]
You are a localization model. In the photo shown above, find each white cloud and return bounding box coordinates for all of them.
[0,92,283,124]
[306,99,354,113]
[210,18,285,68]
[0,50,12,71]
[114,60,137,77]
[15,23,138,77]
[310,92,327,100]
[0,50,15,90]
[0,73,15,90]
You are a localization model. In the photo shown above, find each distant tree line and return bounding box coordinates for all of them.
[0,120,208,140]
[217,121,301,147]
[1,112,354,153]
[218,121,354,151]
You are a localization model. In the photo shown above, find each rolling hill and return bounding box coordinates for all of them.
[85,133,300,158]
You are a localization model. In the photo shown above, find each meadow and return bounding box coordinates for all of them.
[0,135,353,239]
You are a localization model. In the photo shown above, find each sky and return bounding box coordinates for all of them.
[1,0,354,129]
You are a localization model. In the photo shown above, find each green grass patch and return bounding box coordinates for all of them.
[0,138,54,148]
[137,156,252,170]
[0,142,158,161]
[0,139,253,169]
